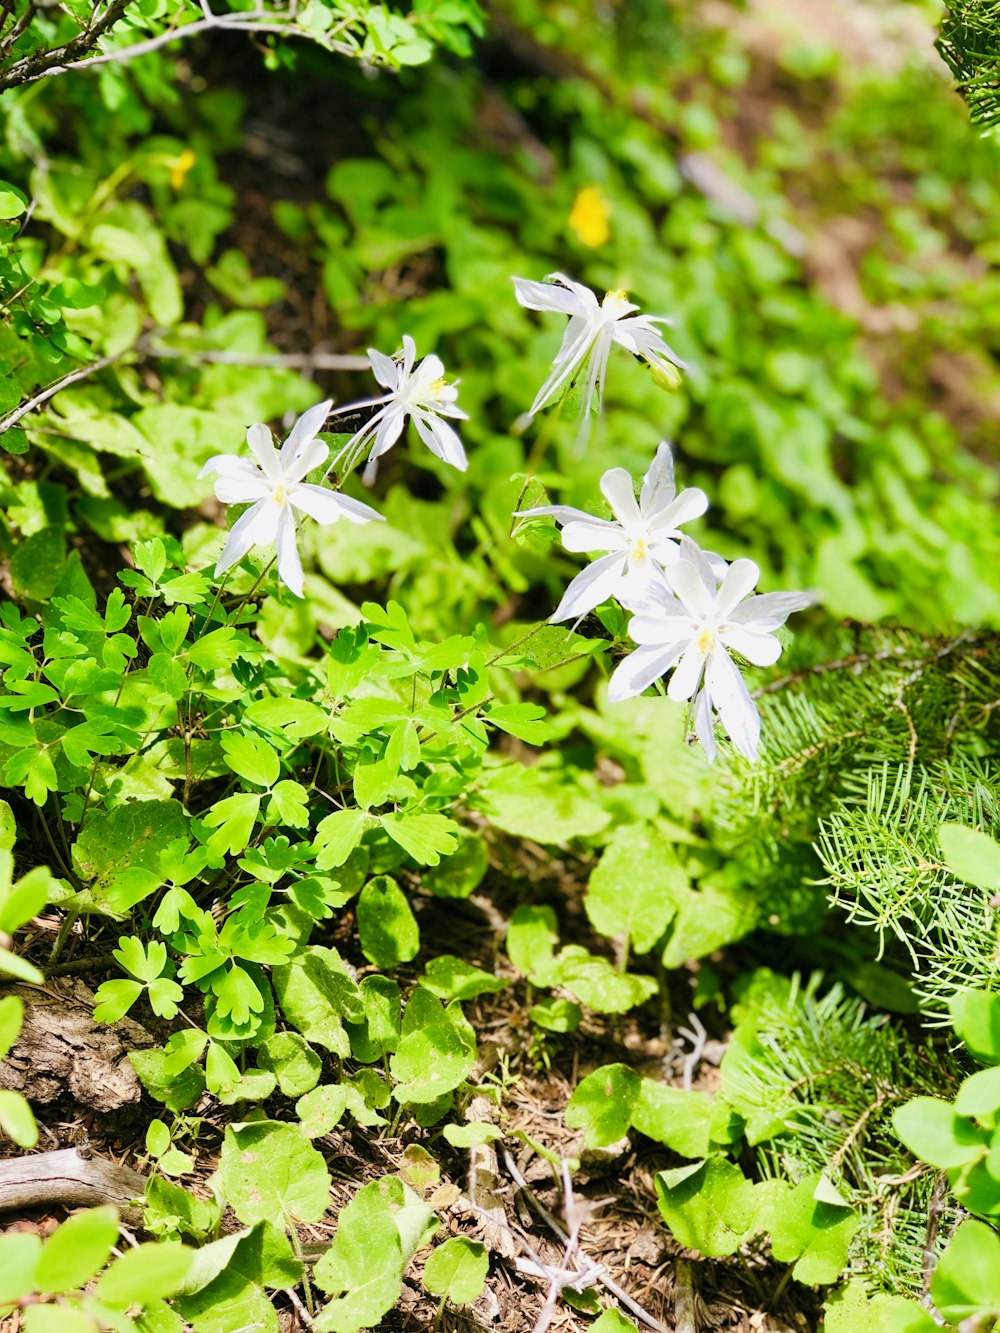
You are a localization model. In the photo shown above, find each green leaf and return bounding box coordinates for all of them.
[420,956,506,1001]
[584,823,686,953]
[929,1218,1000,1323]
[0,1229,41,1302]
[260,1031,323,1097]
[759,1174,858,1284]
[313,1178,406,1332]
[955,1066,1000,1122]
[423,1237,488,1305]
[473,766,609,844]
[73,800,188,912]
[442,1122,504,1148]
[220,1121,331,1226]
[823,1281,938,1332]
[220,730,280,787]
[266,779,310,828]
[591,1313,640,1333]
[93,978,144,1024]
[379,812,459,866]
[97,1240,192,1306]
[244,696,330,739]
[630,1082,714,1158]
[655,1158,760,1258]
[565,1064,640,1148]
[390,992,476,1104]
[951,989,1000,1064]
[272,946,363,1055]
[892,1097,990,1167]
[346,975,401,1063]
[0,184,28,218]
[939,822,1000,892]
[203,791,261,857]
[314,809,369,870]
[356,876,419,969]
[554,948,658,1014]
[35,1206,118,1294]
[506,905,559,985]
[0,1088,37,1148]
[423,833,488,899]
[530,997,581,1032]
[485,703,552,745]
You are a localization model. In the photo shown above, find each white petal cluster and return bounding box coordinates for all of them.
[342,334,468,482]
[513,272,685,419]
[517,443,715,622]
[608,538,811,761]
[199,400,384,598]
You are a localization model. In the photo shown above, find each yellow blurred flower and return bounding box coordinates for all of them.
[568,185,611,248]
[170,149,197,191]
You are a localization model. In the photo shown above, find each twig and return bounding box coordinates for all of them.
[0,1147,145,1222]
[0,0,132,87]
[502,1150,670,1333]
[145,343,370,372]
[0,352,122,436]
[2,8,353,87]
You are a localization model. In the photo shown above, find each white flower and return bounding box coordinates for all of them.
[200,400,384,598]
[608,538,811,762]
[513,272,685,419]
[518,443,710,622]
[339,335,468,482]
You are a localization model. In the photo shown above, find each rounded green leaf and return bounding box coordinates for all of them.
[950,989,1000,1065]
[35,1206,118,1295]
[0,185,27,220]
[97,1240,192,1307]
[0,1088,36,1148]
[893,1097,989,1168]
[0,1230,42,1302]
[955,1066,1000,1122]
[356,876,419,969]
[930,1218,1000,1323]
[423,1237,488,1305]
[23,1307,97,1333]
[939,823,1000,893]
[220,1121,331,1225]
[565,1063,640,1148]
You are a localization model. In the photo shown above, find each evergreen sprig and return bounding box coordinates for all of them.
[938,1,1000,127]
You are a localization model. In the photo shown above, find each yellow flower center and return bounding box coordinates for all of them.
[696,628,715,656]
[273,484,287,506]
[603,288,629,307]
[630,536,649,564]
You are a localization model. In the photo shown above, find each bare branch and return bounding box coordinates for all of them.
[0,351,123,436]
[0,5,354,88]
[145,342,370,372]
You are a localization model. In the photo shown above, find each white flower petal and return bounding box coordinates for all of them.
[245,423,281,480]
[639,442,676,516]
[666,640,707,701]
[413,413,467,471]
[214,500,279,575]
[560,518,627,553]
[366,406,408,462]
[279,400,332,465]
[368,347,399,390]
[526,322,597,417]
[284,435,329,483]
[213,474,271,506]
[514,274,595,317]
[720,625,783,666]
[516,503,593,527]
[414,353,445,386]
[288,483,378,527]
[730,590,812,631]
[715,558,761,618]
[627,611,695,647]
[400,335,417,375]
[607,643,684,703]
[650,486,709,536]
[668,557,716,620]
[550,550,627,622]
[599,468,642,529]
[692,687,717,763]
[706,646,759,761]
[274,504,304,598]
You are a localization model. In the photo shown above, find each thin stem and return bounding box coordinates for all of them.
[0,351,124,436]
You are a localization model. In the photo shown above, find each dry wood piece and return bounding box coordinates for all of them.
[0,980,155,1112]
[0,1148,145,1218]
